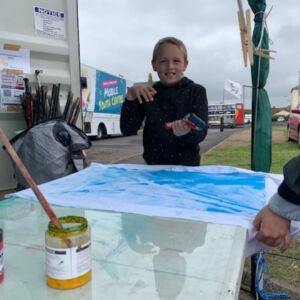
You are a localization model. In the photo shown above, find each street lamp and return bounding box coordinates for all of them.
[242,84,252,109]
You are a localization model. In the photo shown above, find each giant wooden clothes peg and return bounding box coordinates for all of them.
[237,8,253,67]
[237,7,276,67]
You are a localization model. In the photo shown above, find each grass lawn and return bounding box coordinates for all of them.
[201,126,300,287]
[201,127,299,174]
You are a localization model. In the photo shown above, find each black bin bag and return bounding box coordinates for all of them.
[6,119,92,188]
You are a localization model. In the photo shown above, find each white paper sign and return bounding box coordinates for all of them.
[34,6,66,39]
[0,73,24,106]
[0,45,30,74]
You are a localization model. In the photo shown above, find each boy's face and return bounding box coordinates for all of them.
[152,43,188,86]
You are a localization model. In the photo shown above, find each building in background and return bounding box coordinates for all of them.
[291,86,299,109]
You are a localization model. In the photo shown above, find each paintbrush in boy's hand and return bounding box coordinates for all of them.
[165,113,207,131]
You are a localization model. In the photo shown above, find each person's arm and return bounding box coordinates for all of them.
[127,85,157,103]
[253,154,300,251]
[253,197,291,252]
[120,99,145,136]
[120,85,156,136]
[175,86,208,143]
[269,192,300,221]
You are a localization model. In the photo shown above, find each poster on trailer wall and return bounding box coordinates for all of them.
[95,70,126,114]
[0,73,24,108]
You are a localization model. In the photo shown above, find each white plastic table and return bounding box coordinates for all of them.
[0,197,247,300]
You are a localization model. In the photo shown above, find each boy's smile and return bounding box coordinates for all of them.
[152,43,188,86]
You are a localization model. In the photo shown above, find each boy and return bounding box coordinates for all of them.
[120,37,208,166]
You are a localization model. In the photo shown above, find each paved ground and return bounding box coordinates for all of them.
[86,127,245,165]
[214,127,287,149]
[239,289,254,300]
[86,124,287,166]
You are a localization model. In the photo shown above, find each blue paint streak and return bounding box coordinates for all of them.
[26,166,266,217]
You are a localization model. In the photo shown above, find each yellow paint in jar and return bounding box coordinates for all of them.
[45,216,91,289]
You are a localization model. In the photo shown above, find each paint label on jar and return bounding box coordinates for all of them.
[46,241,91,280]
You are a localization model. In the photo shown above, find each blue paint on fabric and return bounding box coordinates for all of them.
[23,165,266,217]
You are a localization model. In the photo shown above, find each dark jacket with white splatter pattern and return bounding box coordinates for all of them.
[120,77,208,166]
[278,155,300,205]
[268,155,300,220]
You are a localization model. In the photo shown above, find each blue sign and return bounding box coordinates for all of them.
[95,71,126,114]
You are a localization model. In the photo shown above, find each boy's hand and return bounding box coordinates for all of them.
[126,86,157,104]
[253,205,291,252]
[171,120,191,136]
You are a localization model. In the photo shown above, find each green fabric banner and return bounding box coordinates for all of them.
[248,0,272,172]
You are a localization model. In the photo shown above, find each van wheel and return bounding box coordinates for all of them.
[97,124,106,139]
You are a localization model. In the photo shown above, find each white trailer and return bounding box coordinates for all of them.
[81,64,132,139]
[0,1,81,190]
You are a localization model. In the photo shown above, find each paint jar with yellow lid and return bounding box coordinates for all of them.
[45,216,91,289]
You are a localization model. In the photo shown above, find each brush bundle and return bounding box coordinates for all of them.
[20,78,81,128]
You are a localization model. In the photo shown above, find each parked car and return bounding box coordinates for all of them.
[287,104,300,147]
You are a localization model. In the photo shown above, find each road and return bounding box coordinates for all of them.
[86,126,247,165]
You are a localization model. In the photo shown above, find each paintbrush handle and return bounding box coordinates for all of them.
[0,128,63,229]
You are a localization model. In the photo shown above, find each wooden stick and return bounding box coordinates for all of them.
[246,9,254,66]
[257,48,277,53]
[254,50,275,60]
[237,11,248,67]
[0,128,63,229]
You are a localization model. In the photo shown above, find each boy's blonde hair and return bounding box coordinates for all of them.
[152,37,188,62]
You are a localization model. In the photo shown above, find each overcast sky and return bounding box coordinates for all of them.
[77,0,300,109]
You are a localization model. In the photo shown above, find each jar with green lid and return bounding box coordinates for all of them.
[45,216,91,289]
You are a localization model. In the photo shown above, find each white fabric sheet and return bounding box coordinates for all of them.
[7,163,300,257]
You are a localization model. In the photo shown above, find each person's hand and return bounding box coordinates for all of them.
[126,86,157,104]
[253,205,291,252]
[171,120,191,136]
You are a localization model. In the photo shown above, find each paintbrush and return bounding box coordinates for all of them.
[165,113,207,131]
[0,128,69,239]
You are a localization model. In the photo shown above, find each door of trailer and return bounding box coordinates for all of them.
[0,0,81,190]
